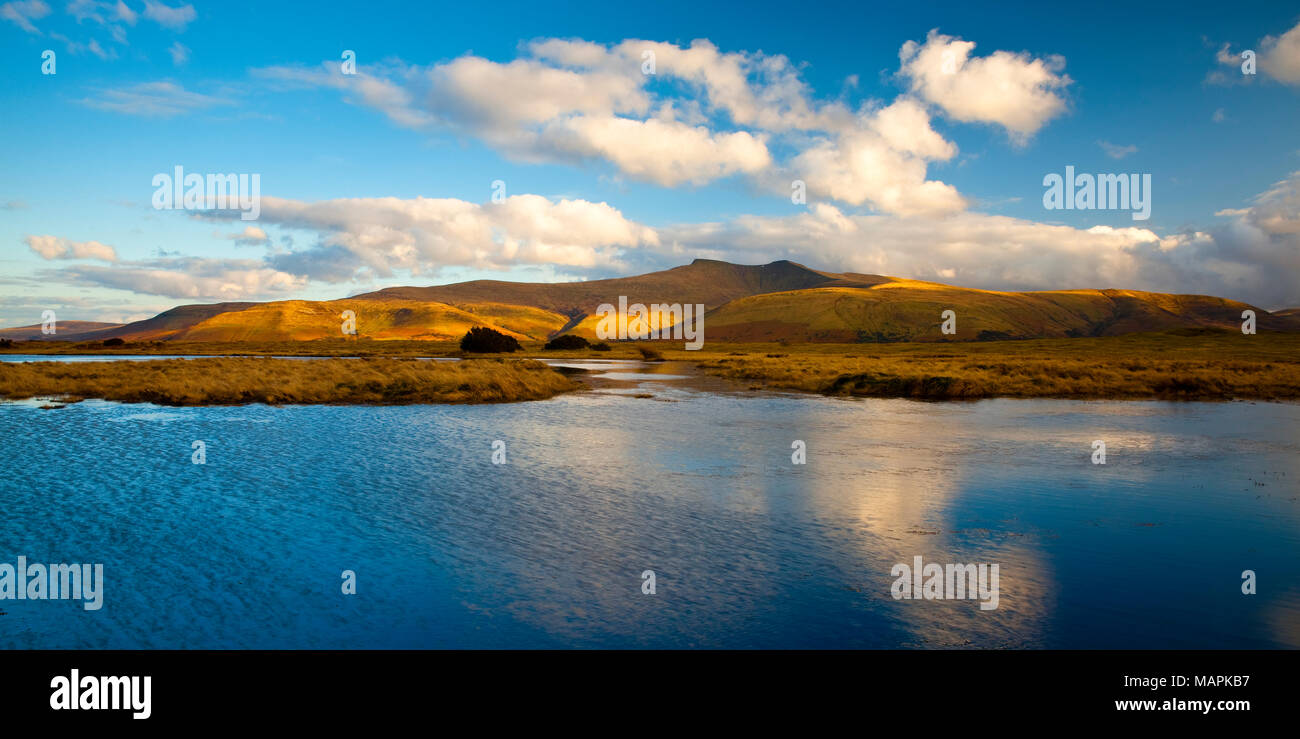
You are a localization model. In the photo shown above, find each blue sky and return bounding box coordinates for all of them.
[2,0,1299,326]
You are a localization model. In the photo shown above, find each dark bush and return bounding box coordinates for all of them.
[589,342,611,352]
[0,338,12,348]
[460,326,521,353]
[103,337,126,346]
[636,345,663,361]
[543,334,589,350]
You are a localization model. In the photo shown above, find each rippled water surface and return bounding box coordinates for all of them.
[1,361,1297,648]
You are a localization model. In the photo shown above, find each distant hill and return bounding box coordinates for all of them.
[696,279,1293,342]
[354,259,883,316]
[6,259,1299,343]
[0,320,123,341]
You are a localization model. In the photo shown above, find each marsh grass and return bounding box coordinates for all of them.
[0,357,580,405]
[679,331,1300,400]
[5,330,1300,401]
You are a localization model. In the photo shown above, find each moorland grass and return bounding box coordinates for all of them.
[4,330,1299,401]
[675,331,1300,400]
[0,357,580,405]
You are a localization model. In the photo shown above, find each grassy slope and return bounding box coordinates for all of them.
[701,280,1284,342]
[172,299,569,342]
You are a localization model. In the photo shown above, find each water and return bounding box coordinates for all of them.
[1,363,1297,648]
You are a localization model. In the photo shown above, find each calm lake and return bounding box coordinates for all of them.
[1,358,1297,648]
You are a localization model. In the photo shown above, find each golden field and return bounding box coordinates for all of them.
[0,357,580,405]
[1,329,1298,402]
[672,330,1300,400]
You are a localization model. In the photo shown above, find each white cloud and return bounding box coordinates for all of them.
[167,40,188,66]
[541,115,771,186]
[86,37,111,58]
[63,0,131,47]
[79,81,231,116]
[1260,20,1300,85]
[1098,140,1138,159]
[206,193,660,281]
[219,226,269,246]
[1210,21,1300,87]
[57,258,305,300]
[898,29,1071,142]
[660,173,1300,308]
[25,234,118,261]
[142,0,192,31]
[252,36,1050,213]
[788,98,965,216]
[67,0,107,24]
[1,0,50,33]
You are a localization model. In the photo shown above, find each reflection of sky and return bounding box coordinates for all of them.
[0,383,1296,648]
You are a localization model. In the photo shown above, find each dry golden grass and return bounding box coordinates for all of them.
[5,330,1300,401]
[0,338,655,360]
[0,357,580,405]
[676,331,1300,400]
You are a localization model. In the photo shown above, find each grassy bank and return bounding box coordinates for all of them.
[674,331,1300,400]
[4,330,1299,401]
[0,357,581,405]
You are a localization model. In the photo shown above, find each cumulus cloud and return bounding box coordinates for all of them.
[54,258,305,301]
[78,81,231,116]
[787,98,965,216]
[253,34,1071,213]
[1211,20,1300,86]
[202,193,660,282]
[660,173,1300,309]
[1259,20,1300,85]
[898,29,1070,142]
[25,234,118,261]
[219,226,269,246]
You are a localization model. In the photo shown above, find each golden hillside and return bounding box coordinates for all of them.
[172,299,568,342]
[9,259,1297,344]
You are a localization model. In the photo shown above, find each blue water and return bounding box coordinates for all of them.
[1,367,1298,648]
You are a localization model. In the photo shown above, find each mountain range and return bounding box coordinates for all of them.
[5,259,1298,343]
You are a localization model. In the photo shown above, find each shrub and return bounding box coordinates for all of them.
[103,337,126,346]
[460,326,521,353]
[589,342,611,352]
[636,345,663,361]
[0,338,12,349]
[543,334,590,350]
